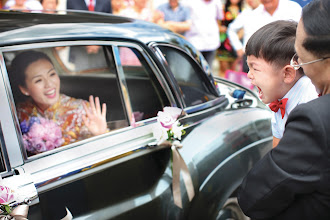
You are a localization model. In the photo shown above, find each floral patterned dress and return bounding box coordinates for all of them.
[17,94,92,153]
[218,5,241,60]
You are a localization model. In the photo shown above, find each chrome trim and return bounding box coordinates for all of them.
[22,124,160,193]
[184,96,227,114]
[112,46,133,125]
[0,121,11,174]
[0,51,24,168]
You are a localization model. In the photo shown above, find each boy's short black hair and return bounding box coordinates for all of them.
[245,20,297,69]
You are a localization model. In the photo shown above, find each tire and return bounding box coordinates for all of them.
[216,198,250,220]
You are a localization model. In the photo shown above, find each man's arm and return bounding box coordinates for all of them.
[160,20,192,34]
[227,11,246,53]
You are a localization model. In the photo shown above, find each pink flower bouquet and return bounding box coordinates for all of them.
[153,107,185,143]
[21,117,64,155]
[0,186,15,205]
[0,185,16,215]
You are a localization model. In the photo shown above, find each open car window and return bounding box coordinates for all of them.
[4,45,127,157]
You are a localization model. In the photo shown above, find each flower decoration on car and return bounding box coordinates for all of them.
[20,117,64,155]
[152,107,194,209]
[0,185,16,215]
[153,107,185,144]
[0,185,30,219]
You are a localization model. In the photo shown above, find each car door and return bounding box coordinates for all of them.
[0,41,185,219]
[151,43,273,219]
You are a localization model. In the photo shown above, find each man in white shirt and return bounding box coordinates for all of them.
[4,0,43,10]
[227,0,302,72]
[182,0,223,69]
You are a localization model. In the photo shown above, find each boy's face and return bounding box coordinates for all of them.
[247,55,285,104]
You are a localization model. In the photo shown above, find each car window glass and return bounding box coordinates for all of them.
[158,46,217,107]
[118,46,170,121]
[4,45,127,157]
[54,46,115,74]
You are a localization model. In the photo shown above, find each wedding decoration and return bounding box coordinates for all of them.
[0,186,15,215]
[152,107,194,208]
[20,117,64,155]
[0,185,29,220]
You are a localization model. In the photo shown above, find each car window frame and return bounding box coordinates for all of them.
[0,40,174,161]
[150,43,225,114]
[0,122,12,176]
[0,40,177,193]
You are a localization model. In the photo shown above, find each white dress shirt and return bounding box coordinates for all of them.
[183,0,223,52]
[271,76,318,139]
[5,0,43,10]
[84,0,95,7]
[228,0,302,52]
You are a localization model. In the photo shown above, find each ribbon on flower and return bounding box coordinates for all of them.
[0,204,29,220]
[159,140,195,208]
[60,207,73,220]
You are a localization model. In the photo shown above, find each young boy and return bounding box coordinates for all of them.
[245,20,318,148]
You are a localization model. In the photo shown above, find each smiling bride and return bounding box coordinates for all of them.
[10,50,108,156]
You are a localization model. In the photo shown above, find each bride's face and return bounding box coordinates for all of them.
[19,58,60,111]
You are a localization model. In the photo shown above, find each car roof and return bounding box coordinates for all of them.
[0,10,179,47]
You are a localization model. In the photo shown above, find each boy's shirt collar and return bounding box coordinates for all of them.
[281,75,318,116]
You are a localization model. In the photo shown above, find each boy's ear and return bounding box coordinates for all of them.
[282,64,297,84]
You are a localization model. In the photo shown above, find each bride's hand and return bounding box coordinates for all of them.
[82,95,108,136]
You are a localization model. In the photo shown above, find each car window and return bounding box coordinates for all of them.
[4,45,127,157]
[157,46,217,107]
[118,46,170,122]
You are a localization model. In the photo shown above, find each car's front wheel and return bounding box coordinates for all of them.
[216,197,250,220]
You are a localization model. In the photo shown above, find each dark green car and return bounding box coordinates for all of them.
[0,10,272,220]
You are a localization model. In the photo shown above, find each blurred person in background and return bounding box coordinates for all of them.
[67,0,112,13]
[66,0,112,72]
[41,0,58,13]
[227,0,302,73]
[3,0,42,10]
[183,0,224,69]
[6,0,29,10]
[217,0,243,76]
[119,0,162,22]
[156,0,191,35]
[245,0,260,9]
[111,0,128,14]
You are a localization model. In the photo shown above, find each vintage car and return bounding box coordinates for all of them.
[0,11,272,219]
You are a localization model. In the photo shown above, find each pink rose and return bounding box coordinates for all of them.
[23,118,64,155]
[0,186,15,205]
[157,107,182,130]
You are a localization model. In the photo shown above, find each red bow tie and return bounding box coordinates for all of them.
[269,98,288,119]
